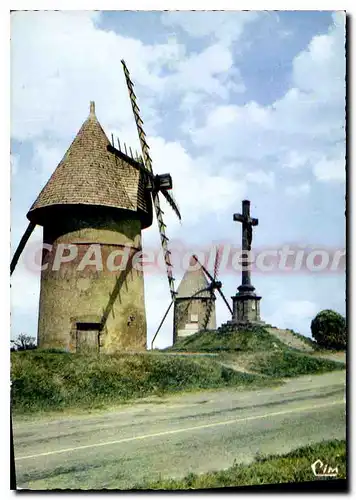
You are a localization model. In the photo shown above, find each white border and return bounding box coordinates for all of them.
[3,2,353,498]
[3,0,355,11]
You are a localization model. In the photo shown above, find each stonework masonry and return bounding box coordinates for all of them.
[173,296,216,343]
[38,207,147,352]
[26,104,152,353]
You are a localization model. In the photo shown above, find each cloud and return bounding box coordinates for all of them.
[284,300,319,318]
[313,155,346,183]
[10,11,184,143]
[147,136,247,227]
[264,299,319,335]
[10,154,19,176]
[11,10,250,147]
[144,275,173,348]
[246,170,275,189]
[282,151,309,170]
[167,44,238,98]
[33,143,66,184]
[285,183,311,197]
[10,257,41,316]
[185,13,345,185]
[161,11,260,47]
[292,12,345,101]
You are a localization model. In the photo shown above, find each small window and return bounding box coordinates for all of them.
[190,314,199,323]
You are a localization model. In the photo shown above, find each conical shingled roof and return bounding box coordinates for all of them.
[27,102,151,226]
[176,257,212,299]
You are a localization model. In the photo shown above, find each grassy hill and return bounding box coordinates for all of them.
[11,350,274,415]
[168,326,344,378]
[11,326,345,416]
[167,325,287,353]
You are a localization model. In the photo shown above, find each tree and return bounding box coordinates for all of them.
[310,310,346,350]
[11,334,37,351]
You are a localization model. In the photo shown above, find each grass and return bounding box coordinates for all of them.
[264,323,318,349]
[284,328,319,349]
[167,325,287,353]
[11,328,345,416]
[167,327,344,378]
[11,350,274,415]
[135,440,346,490]
[250,350,345,378]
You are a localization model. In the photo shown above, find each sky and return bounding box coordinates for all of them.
[10,10,346,348]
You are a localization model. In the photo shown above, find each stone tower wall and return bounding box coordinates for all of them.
[37,208,147,352]
[173,297,216,344]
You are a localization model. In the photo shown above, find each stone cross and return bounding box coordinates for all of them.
[233,200,258,291]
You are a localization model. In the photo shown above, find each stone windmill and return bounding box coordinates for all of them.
[151,250,233,347]
[172,252,233,343]
[173,256,216,342]
[11,61,181,353]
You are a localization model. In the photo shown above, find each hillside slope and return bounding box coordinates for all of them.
[11,326,345,416]
[265,326,315,352]
[167,326,344,378]
[11,351,272,415]
[167,325,286,353]
[168,324,315,353]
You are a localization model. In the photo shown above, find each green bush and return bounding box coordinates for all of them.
[311,310,346,350]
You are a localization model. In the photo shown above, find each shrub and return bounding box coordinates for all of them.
[311,310,346,350]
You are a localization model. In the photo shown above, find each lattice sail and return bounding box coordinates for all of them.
[202,290,215,330]
[121,60,176,299]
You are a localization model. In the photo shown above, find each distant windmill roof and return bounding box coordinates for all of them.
[176,257,212,299]
[27,102,151,226]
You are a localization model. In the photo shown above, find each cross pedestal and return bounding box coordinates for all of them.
[230,292,262,325]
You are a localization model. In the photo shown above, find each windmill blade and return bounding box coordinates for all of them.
[121,60,177,299]
[213,246,222,280]
[192,254,214,282]
[160,189,181,221]
[10,222,36,275]
[155,197,176,300]
[193,254,233,316]
[151,298,174,350]
[216,287,233,316]
[120,60,155,176]
[202,290,215,330]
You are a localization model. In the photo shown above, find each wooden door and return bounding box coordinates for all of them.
[76,323,100,353]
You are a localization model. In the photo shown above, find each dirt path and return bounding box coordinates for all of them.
[265,327,314,352]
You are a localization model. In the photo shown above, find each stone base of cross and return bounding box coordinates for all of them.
[230,293,262,324]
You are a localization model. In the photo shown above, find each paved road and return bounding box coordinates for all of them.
[13,370,346,490]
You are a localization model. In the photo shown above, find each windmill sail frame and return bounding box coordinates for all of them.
[121,60,179,301]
